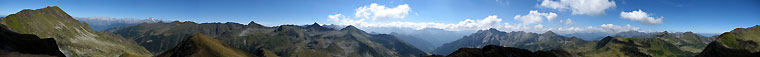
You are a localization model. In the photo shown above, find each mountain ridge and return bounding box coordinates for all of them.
[697,25,760,57]
[157,33,253,57]
[107,20,427,57]
[0,6,152,57]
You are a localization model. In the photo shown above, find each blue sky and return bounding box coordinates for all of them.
[1,0,758,34]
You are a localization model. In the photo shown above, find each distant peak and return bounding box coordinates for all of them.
[307,22,321,27]
[247,21,264,27]
[543,31,557,35]
[341,25,359,30]
[488,28,498,31]
[622,30,641,33]
[311,22,320,26]
[389,32,400,35]
[306,22,331,31]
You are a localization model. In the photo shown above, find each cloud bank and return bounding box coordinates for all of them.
[513,10,557,24]
[355,3,411,20]
[328,3,642,34]
[539,0,616,15]
[620,9,664,25]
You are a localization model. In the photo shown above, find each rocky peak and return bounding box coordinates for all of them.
[247,21,264,27]
[542,31,557,36]
[340,25,369,36]
[310,22,320,26]
[306,22,331,31]
[476,28,501,34]
[340,25,360,31]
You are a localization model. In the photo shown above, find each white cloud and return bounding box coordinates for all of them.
[328,14,365,25]
[328,14,344,21]
[326,3,645,34]
[513,10,557,24]
[539,0,616,15]
[553,24,639,34]
[355,3,411,20]
[559,18,575,25]
[600,24,640,32]
[620,9,663,25]
[330,14,643,34]
[534,24,544,29]
[329,14,505,31]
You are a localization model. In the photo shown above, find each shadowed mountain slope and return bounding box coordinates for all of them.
[697,25,760,57]
[0,25,65,57]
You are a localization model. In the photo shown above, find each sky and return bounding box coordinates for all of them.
[0,0,758,34]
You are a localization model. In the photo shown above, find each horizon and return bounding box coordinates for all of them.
[1,0,758,34]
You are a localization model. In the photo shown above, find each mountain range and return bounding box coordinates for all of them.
[432,28,587,55]
[74,17,161,31]
[0,6,757,57]
[106,22,428,57]
[431,28,716,57]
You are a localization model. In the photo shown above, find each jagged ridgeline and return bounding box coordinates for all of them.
[698,25,760,57]
[0,6,152,57]
[427,45,572,57]
[432,29,587,55]
[106,22,427,57]
[432,28,715,57]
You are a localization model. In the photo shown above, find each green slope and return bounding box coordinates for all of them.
[158,33,252,57]
[697,25,760,57]
[0,6,151,57]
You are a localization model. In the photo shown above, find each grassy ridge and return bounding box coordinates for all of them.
[0,6,151,57]
[157,33,252,57]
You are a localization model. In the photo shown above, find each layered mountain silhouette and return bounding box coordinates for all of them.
[389,32,436,52]
[75,17,161,31]
[427,45,572,57]
[0,25,65,57]
[107,22,427,57]
[432,28,586,55]
[0,6,151,57]
[2,6,755,57]
[157,33,253,57]
[697,25,760,57]
[432,28,716,57]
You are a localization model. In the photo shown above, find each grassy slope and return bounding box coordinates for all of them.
[0,6,151,57]
[716,25,760,52]
[158,33,251,57]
